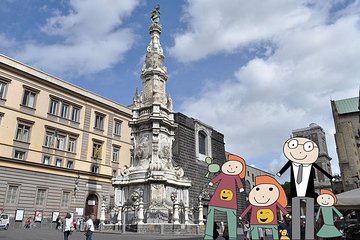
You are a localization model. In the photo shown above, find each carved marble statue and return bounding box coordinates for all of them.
[151,5,160,24]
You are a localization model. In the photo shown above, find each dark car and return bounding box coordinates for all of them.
[342,224,360,240]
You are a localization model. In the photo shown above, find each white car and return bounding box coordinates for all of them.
[0,214,9,230]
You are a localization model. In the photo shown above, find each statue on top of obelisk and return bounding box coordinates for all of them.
[151,5,160,24]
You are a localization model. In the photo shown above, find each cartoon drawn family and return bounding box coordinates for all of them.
[204,137,342,240]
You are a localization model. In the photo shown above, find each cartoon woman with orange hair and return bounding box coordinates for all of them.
[316,189,343,238]
[240,175,288,240]
[204,154,246,240]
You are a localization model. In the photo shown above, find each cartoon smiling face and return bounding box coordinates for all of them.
[256,209,274,224]
[220,189,233,201]
[249,183,279,207]
[283,137,319,164]
[221,160,243,176]
[317,193,335,206]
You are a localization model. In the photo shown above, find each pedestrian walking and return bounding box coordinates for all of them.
[84,214,95,240]
[56,215,62,230]
[222,223,229,240]
[243,221,250,240]
[63,213,72,240]
[75,218,80,230]
[213,222,219,240]
[24,217,32,229]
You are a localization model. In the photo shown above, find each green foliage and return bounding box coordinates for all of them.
[281,181,291,202]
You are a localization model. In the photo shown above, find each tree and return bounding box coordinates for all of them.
[281,181,291,204]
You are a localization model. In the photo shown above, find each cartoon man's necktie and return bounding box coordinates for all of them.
[296,164,303,184]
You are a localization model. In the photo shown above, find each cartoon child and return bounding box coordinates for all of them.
[240,175,288,240]
[316,189,343,238]
[277,137,334,240]
[204,154,246,240]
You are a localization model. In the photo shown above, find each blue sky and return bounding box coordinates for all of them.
[1,0,360,180]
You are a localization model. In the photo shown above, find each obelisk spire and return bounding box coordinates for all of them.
[141,5,168,106]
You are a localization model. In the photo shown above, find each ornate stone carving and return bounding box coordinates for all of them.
[167,95,173,112]
[133,88,141,108]
[134,134,151,169]
[120,165,130,176]
[150,184,165,208]
[174,166,184,178]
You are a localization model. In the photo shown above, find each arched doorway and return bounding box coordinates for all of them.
[85,194,99,219]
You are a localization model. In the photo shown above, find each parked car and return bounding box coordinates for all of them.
[342,224,360,240]
[0,214,9,230]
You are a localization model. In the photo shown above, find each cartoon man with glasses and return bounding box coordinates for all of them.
[277,137,334,240]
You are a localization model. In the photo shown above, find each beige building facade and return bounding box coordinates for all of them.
[331,97,360,191]
[0,54,132,226]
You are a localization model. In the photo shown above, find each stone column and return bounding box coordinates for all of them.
[184,206,190,225]
[117,205,122,225]
[122,209,126,233]
[198,201,204,225]
[138,198,144,224]
[100,199,106,225]
[173,202,180,224]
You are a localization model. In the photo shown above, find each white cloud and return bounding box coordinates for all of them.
[178,1,360,173]
[13,0,141,76]
[0,34,17,49]
[169,0,314,62]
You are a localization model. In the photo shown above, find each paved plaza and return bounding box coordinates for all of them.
[0,228,273,240]
[0,228,205,240]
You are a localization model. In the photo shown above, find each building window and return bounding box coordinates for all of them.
[71,107,80,122]
[43,156,50,165]
[60,103,69,118]
[94,113,104,130]
[55,158,62,167]
[48,97,81,121]
[67,137,76,153]
[195,122,212,161]
[16,124,31,142]
[61,191,71,207]
[198,131,207,155]
[56,135,66,150]
[66,160,74,169]
[44,131,53,147]
[112,170,117,177]
[35,189,46,206]
[49,99,59,115]
[114,120,121,136]
[92,142,102,159]
[6,185,19,204]
[112,147,120,162]
[14,150,25,160]
[44,129,77,153]
[252,173,255,182]
[91,165,99,174]
[0,81,8,99]
[22,89,37,108]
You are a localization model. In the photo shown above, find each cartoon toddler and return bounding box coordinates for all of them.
[240,175,288,240]
[316,189,343,238]
[204,154,246,240]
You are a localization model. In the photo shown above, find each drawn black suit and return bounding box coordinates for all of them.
[278,160,333,198]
